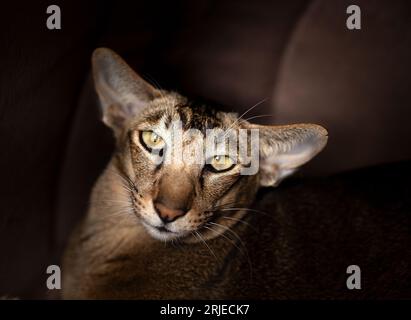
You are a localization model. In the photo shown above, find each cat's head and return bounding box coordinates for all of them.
[92,48,328,242]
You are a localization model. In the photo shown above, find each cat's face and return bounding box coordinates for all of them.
[120,97,261,241]
[92,48,328,242]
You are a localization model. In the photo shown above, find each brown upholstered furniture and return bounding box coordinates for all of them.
[1,0,410,298]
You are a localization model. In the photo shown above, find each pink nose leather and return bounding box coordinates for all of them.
[154,202,186,223]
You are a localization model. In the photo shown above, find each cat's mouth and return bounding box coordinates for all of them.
[155,226,172,233]
[141,220,188,241]
[142,220,173,233]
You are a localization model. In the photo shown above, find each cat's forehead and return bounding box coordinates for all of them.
[138,93,238,133]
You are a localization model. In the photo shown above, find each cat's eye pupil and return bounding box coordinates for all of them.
[151,133,159,143]
[140,131,165,152]
[207,155,234,173]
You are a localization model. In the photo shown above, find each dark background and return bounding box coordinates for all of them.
[0,0,410,298]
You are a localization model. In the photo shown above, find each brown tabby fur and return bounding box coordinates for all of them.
[62,49,410,299]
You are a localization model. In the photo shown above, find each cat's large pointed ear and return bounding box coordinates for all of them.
[247,123,328,186]
[92,48,160,134]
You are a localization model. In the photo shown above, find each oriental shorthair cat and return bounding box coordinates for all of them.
[62,48,411,299]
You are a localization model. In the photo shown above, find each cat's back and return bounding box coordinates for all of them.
[234,161,411,299]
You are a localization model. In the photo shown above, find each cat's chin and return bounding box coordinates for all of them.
[141,220,189,241]
[140,218,229,243]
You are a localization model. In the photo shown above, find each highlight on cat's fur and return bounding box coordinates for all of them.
[62,48,327,298]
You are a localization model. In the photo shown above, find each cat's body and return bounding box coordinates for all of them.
[63,160,411,299]
[62,48,411,299]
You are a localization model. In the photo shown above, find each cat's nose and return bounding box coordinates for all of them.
[154,202,187,224]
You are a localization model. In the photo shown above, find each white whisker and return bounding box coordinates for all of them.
[194,231,218,260]
[223,98,268,139]
[206,221,253,280]
[243,114,274,122]
[203,225,245,255]
[220,216,257,232]
[219,207,270,217]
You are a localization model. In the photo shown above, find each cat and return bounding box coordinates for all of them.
[62,48,411,299]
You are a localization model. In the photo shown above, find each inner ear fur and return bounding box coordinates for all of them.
[92,47,161,134]
[246,123,328,186]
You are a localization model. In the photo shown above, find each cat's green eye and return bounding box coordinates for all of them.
[209,155,235,172]
[140,131,165,151]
